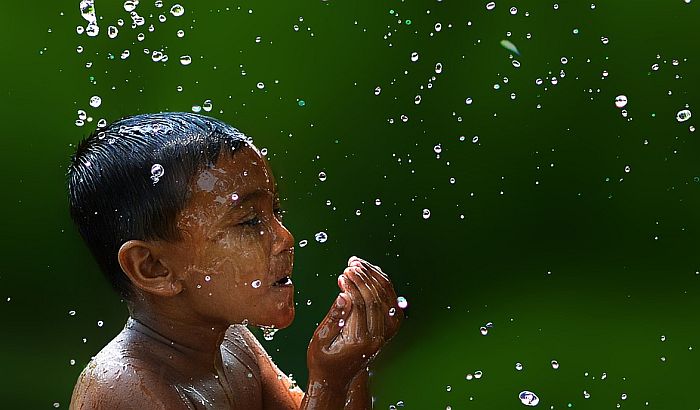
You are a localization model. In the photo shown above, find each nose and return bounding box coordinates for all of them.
[271,218,295,255]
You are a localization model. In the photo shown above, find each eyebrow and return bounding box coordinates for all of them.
[223,188,280,218]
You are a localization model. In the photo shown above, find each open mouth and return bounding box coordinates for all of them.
[272,276,293,287]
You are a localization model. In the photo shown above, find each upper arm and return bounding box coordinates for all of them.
[70,361,189,410]
[239,327,305,410]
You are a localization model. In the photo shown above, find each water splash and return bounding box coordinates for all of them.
[79,0,99,37]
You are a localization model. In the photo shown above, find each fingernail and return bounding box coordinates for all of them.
[336,294,346,308]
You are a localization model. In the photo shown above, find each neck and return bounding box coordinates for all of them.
[128,307,229,371]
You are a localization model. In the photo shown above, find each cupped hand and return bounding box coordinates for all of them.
[306,256,403,392]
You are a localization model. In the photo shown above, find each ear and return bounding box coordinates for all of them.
[118,240,183,297]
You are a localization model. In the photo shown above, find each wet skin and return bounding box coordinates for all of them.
[69,145,403,409]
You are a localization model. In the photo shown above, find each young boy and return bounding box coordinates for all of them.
[67,112,403,409]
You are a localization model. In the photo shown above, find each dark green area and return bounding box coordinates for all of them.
[1,0,698,408]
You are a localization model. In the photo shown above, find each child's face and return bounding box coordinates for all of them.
[165,145,296,329]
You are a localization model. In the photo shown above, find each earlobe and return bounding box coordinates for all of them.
[118,240,182,297]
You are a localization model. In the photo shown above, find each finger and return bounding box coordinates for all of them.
[358,258,387,277]
[314,288,352,346]
[341,268,368,340]
[361,263,403,335]
[348,255,363,267]
[348,267,382,341]
[360,260,397,302]
[359,269,386,342]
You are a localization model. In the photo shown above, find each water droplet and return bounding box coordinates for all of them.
[486,2,496,11]
[151,50,164,62]
[434,22,442,32]
[422,209,431,219]
[77,110,87,120]
[97,320,104,327]
[299,239,308,247]
[338,318,345,327]
[123,1,137,12]
[191,105,202,113]
[474,370,483,379]
[414,95,422,104]
[500,39,519,55]
[435,63,443,74]
[251,280,262,288]
[107,25,118,38]
[433,144,442,154]
[150,164,164,184]
[465,97,473,105]
[204,275,211,282]
[261,326,278,340]
[621,393,627,400]
[519,391,540,406]
[410,52,419,62]
[614,95,628,108]
[375,198,382,206]
[515,362,523,371]
[651,63,659,71]
[256,82,265,89]
[318,171,327,181]
[203,99,213,112]
[170,4,184,16]
[676,109,692,122]
[583,390,591,399]
[512,60,521,68]
[465,373,474,380]
[480,326,488,335]
[315,231,328,243]
[68,310,76,316]
[298,99,306,107]
[374,86,381,95]
[120,49,130,59]
[551,360,560,369]
[388,307,397,316]
[179,55,192,65]
[89,95,101,108]
[85,22,99,37]
[397,296,408,309]
[446,385,451,392]
[510,6,517,14]
[306,299,312,306]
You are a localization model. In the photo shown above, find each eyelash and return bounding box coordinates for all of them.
[240,208,285,226]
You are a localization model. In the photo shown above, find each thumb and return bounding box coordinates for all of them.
[314,291,352,346]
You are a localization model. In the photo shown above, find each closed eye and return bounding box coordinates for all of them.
[241,215,262,226]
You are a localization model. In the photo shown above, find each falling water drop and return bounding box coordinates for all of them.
[676,109,692,122]
[150,164,164,184]
[315,232,328,243]
[170,4,185,16]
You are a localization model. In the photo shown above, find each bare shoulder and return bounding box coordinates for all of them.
[70,336,188,410]
[225,326,304,410]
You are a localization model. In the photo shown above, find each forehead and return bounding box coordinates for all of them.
[181,145,276,214]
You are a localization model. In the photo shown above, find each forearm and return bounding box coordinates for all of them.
[344,369,371,410]
[300,378,349,410]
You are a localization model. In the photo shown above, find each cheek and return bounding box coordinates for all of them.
[195,229,272,283]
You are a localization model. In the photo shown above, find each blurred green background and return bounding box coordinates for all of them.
[1,0,699,408]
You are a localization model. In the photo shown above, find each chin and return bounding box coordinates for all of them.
[273,305,295,329]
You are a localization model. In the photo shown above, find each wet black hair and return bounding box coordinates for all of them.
[67,112,249,299]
